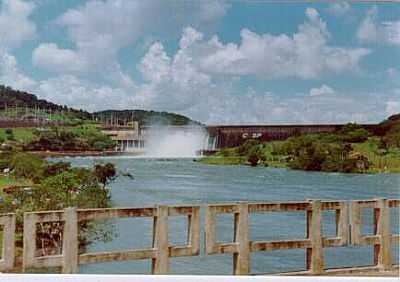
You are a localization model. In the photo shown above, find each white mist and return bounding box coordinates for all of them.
[144,126,209,158]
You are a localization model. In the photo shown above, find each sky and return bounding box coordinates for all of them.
[0,0,399,125]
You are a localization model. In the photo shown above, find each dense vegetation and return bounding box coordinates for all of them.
[200,115,400,174]
[0,150,117,257]
[23,125,115,152]
[95,109,201,126]
[0,125,115,152]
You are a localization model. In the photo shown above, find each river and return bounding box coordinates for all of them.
[59,156,399,275]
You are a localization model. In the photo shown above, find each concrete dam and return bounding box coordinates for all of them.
[101,123,378,155]
[206,124,378,149]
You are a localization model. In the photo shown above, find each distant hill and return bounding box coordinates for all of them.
[0,85,201,126]
[375,113,400,135]
[0,85,91,119]
[94,110,202,126]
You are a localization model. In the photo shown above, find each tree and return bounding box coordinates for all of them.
[94,163,117,187]
[10,152,45,183]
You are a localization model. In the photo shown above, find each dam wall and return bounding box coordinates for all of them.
[206,124,378,149]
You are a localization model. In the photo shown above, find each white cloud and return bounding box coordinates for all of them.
[127,25,384,124]
[179,27,204,49]
[183,87,393,125]
[2,4,389,125]
[32,43,88,73]
[309,84,335,97]
[37,75,130,112]
[0,0,37,91]
[357,7,379,42]
[32,0,228,76]
[328,2,351,17]
[0,49,37,91]
[197,0,230,22]
[386,100,400,116]
[138,42,170,83]
[357,7,400,46]
[0,0,36,48]
[135,36,212,111]
[175,9,370,80]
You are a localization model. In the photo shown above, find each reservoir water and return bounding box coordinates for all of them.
[61,157,399,275]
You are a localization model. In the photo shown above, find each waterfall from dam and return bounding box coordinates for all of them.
[143,126,215,158]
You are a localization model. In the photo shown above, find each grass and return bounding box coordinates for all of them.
[353,138,400,173]
[200,138,400,173]
[0,175,31,189]
[199,156,288,168]
[198,156,246,165]
[0,128,36,143]
[0,121,102,145]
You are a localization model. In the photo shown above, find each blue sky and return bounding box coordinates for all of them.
[0,0,399,124]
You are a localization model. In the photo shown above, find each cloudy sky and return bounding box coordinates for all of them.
[0,0,399,124]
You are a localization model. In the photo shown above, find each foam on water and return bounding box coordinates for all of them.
[144,126,209,158]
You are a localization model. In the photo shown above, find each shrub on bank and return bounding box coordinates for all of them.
[24,126,115,151]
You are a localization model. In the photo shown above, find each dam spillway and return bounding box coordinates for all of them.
[101,123,379,153]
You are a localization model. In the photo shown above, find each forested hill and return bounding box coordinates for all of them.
[94,110,202,126]
[376,113,400,135]
[0,85,200,126]
[0,85,91,119]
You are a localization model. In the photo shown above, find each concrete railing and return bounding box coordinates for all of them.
[0,198,398,275]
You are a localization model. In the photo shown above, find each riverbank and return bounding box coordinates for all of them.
[198,137,400,174]
[29,150,121,157]
[198,156,288,168]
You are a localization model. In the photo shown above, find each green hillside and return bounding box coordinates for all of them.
[0,85,91,120]
[94,109,202,126]
[1,85,200,126]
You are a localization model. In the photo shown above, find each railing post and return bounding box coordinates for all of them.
[23,213,37,272]
[306,200,324,275]
[350,201,361,245]
[205,205,217,254]
[0,214,16,271]
[375,199,392,271]
[152,205,169,274]
[233,203,250,275]
[188,207,200,255]
[62,207,79,274]
[337,201,349,245]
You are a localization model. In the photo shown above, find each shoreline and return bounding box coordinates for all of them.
[28,150,123,157]
[198,156,399,174]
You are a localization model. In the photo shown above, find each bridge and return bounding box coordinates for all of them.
[0,198,398,275]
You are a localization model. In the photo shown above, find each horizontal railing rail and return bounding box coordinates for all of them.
[205,199,350,275]
[21,205,200,274]
[0,198,398,275]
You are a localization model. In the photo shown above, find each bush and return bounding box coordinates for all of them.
[10,153,45,183]
[5,128,15,141]
[25,126,115,151]
[381,124,400,149]
[236,139,260,156]
[338,123,370,143]
[42,162,72,178]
